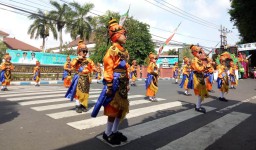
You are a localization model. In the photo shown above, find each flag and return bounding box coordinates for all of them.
[158,22,182,55]
[119,5,130,26]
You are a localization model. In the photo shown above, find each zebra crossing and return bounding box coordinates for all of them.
[0,86,253,149]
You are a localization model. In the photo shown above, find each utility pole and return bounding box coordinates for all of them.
[219,25,232,52]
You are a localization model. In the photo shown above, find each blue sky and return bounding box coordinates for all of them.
[0,0,239,51]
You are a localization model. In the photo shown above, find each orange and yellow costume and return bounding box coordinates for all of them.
[33,61,40,86]
[62,56,72,88]
[92,18,129,145]
[145,52,158,101]
[65,40,96,112]
[190,45,209,113]
[1,53,15,91]
[229,61,238,88]
[179,57,191,95]
[205,57,215,92]
[130,60,138,86]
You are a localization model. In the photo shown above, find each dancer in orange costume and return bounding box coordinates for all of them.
[190,45,209,113]
[62,56,72,88]
[0,53,15,91]
[96,62,103,84]
[130,60,138,86]
[92,18,130,145]
[216,52,230,102]
[145,52,159,102]
[229,60,238,89]
[65,40,96,113]
[33,60,41,86]
[173,62,179,84]
[205,57,215,93]
[179,56,191,95]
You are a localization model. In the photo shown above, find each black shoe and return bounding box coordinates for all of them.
[80,105,88,112]
[75,105,82,113]
[233,87,236,89]
[4,88,8,91]
[219,97,228,102]
[114,131,127,142]
[103,132,121,145]
[1,89,5,91]
[195,107,206,113]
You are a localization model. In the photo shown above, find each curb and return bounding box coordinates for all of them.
[2,78,173,86]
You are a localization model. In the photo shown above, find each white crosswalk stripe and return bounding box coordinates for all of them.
[1,86,252,148]
[67,101,185,130]
[157,111,250,150]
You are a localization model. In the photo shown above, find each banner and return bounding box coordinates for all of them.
[156,57,178,66]
[6,49,76,66]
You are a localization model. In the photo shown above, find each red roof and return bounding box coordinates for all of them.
[0,30,9,37]
[3,37,41,52]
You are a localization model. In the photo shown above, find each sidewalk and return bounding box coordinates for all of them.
[1,78,173,86]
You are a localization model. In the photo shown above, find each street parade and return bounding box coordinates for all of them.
[0,0,256,149]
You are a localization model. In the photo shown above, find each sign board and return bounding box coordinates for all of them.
[6,49,77,66]
[237,42,256,51]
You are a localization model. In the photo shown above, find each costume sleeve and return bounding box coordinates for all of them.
[191,58,204,72]
[70,58,79,69]
[88,59,96,73]
[103,48,115,83]
[147,62,153,74]
[1,63,6,70]
[64,62,68,70]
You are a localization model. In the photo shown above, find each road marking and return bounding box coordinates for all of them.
[67,101,185,130]
[216,96,256,113]
[19,98,68,106]
[157,111,250,150]
[97,106,216,147]
[1,91,100,97]
[31,95,145,111]
[7,94,100,101]
[0,88,101,95]
[47,98,166,119]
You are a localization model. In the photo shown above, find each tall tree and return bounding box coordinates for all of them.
[90,11,155,65]
[27,10,57,52]
[48,0,72,52]
[66,2,94,41]
[229,0,256,43]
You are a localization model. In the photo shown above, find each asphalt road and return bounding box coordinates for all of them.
[0,79,256,150]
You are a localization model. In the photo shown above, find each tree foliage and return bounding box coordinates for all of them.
[27,10,57,51]
[179,46,193,64]
[229,0,256,43]
[66,2,94,41]
[0,41,7,63]
[48,0,72,52]
[90,11,155,65]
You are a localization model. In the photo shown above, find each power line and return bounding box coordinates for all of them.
[159,0,219,28]
[144,0,219,30]
[150,26,218,43]
[8,0,51,12]
[24,0,55,10]
[0,6,29,17]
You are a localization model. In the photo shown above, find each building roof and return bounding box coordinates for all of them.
[0,30,9,37]
[3,37,41,52]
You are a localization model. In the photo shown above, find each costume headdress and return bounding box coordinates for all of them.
[149,52,155,59]
[4,53,11,60]
[77,40,88,54]
[36,60,40,66]
[66,55,71,61]
[183,56,189,63]
[108,17,126,42]
[220,52,231,61]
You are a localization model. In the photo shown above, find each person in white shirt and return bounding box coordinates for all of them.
[18,52,29,64]
[29,52,38,64]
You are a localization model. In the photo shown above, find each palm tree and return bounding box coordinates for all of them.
[66,2,94,42]
[27,10,57,52]
[48,1,72,52]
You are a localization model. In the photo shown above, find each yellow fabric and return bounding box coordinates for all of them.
[193,74,208,100]
[76,89,89,108]
[35,76,40,83]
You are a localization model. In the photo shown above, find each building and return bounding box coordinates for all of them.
[0,30,41,52]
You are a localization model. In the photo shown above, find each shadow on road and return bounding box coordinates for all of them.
[0,100,20,124]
